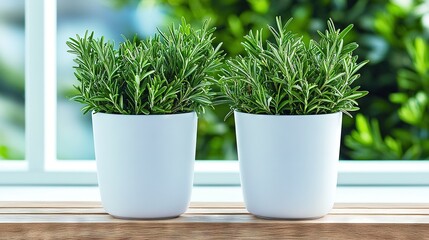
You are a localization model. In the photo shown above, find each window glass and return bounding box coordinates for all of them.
[57,0,236,160]
[57,0,133,160]
[0,0,25,160]
[58,0,429,161]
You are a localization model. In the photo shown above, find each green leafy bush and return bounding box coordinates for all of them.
[346,37,429,160]
[220,17,368,117]
[67,18,223,115]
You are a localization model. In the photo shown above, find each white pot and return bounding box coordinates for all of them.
[235,111,342,219]
[92,112,197,219]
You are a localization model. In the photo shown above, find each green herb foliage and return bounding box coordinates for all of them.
[220,17,368,117]
[66,18,223,115]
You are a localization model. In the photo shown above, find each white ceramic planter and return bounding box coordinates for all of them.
[92,112,197,219]
[235,111,342,219]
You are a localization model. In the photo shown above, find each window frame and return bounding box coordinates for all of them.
[0,0,429,186]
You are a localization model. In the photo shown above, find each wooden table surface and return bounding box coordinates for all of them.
[0,202,428,239]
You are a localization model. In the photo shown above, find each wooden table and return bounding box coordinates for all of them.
[0,202,428,239]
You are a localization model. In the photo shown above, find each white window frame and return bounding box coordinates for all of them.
[0,0,429,186]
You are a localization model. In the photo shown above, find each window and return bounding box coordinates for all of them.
[55,0,237,161]
[56,0,130,160]
[0,0,428,186]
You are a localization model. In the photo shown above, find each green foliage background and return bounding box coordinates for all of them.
[108,0,429,160]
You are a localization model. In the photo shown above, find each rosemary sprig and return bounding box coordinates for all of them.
[219,17,368,117]
[67,18,224,115]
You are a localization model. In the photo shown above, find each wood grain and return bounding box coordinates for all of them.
[0,202,428,239]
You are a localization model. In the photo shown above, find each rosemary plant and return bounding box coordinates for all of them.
[67,18,223,115]
[220,17,368,117]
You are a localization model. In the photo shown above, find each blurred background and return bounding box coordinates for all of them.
[0,0,25,160]
[1,0,428,161]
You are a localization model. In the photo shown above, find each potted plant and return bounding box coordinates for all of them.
[220,17,368,219]
[67,19,223,219]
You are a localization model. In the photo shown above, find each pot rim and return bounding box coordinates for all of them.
[92,111,196,117]
[234,110,342,118]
